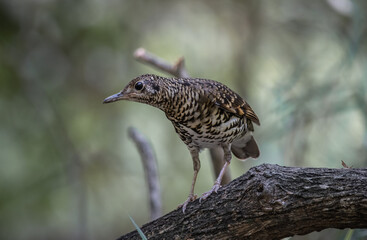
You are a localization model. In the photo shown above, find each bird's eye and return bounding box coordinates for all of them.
[134,81,144,91]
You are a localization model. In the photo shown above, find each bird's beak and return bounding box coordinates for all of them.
[103,92,124,104]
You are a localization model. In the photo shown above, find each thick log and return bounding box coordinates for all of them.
[118,164,367,240]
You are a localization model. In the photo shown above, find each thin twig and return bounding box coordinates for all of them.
[128,127,162,220]
[133,48,231,184]
[134,48,189,78]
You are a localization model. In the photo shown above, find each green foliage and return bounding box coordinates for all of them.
[344,229,354,240]
[129,216,148,240]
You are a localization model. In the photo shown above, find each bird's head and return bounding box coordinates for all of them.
[103,74,164,106]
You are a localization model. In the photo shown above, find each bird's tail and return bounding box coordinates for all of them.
[231,133,260,160]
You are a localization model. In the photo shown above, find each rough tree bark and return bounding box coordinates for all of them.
[118,164,367,240]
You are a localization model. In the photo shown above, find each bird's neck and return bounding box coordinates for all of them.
[158,86,198,123]
[154,86,179,116]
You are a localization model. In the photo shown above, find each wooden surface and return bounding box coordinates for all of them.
[117,164,367,240]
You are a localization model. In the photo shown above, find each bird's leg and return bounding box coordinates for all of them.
[200,144,232,201]
[180,148,200,213]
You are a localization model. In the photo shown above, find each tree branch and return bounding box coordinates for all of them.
[128,127,162,220]
[134,48,189,78]
[118,164,367,240]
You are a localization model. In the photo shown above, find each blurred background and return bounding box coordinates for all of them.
[0,0,366,239]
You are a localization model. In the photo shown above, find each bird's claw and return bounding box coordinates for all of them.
[179,194,197,213]
[199,183,221,203]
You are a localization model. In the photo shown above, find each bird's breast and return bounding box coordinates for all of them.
[171,105,246,148]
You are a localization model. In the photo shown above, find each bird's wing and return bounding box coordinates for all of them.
[199,80,260,126]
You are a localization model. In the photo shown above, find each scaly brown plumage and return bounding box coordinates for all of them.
[103,74,260,212]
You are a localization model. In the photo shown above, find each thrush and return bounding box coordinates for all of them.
[103,74,260,213]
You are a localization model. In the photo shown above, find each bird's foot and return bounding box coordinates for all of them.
[179,193,197,213]
[199,182,221,202]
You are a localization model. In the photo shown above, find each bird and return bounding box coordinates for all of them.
[103,74,260,213]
